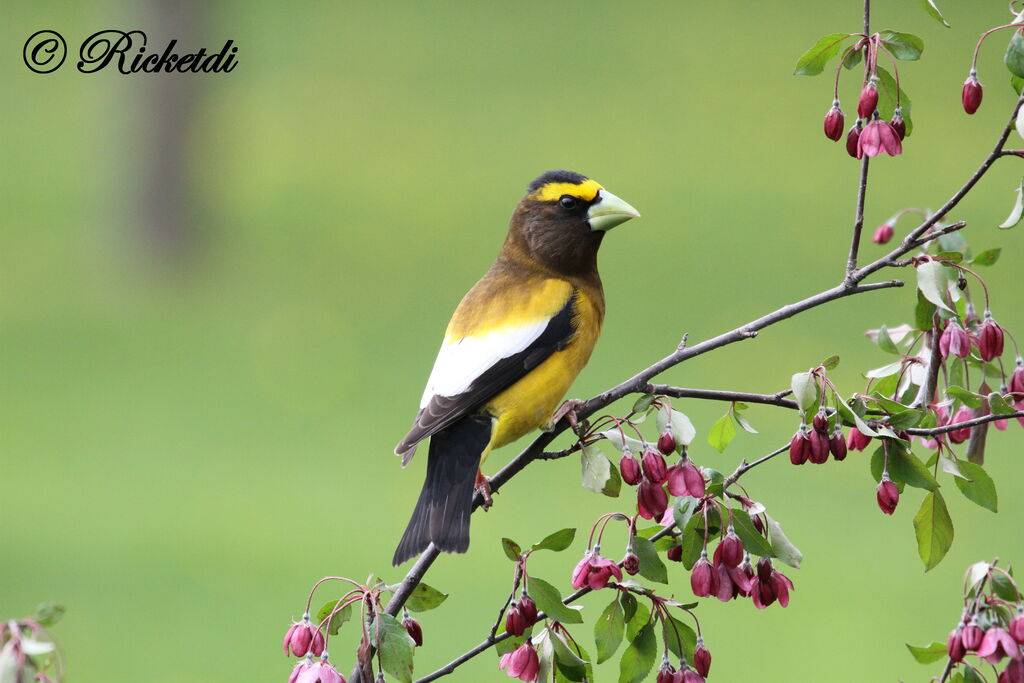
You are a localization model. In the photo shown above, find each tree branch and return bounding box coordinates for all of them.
[644,384,797,409]
[905,411,1024,436]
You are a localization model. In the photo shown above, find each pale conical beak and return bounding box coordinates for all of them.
[587,189,640,232]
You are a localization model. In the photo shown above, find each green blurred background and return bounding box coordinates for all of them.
[3,1,1023,681]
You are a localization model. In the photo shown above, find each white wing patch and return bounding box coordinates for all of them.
[419,321,550,409]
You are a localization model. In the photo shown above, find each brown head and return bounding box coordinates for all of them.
[502,170,640,277]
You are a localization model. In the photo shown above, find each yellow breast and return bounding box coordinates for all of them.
[484,288,602,451]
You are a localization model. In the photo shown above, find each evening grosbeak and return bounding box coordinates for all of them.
[392,170,640,565]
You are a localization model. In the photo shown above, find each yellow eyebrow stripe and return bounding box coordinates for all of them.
[529,179,603,202]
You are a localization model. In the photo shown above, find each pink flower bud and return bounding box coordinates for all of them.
[1004,658,1024,683]
[505,604,526,637]
[847,123,862,158]
[518,594,538,626]
[729,558,756,597]
[824,104,845,141]
[948,628,967,663]
[812,411,828,433]
[949,405,974,444]
[638,480,669,519]
[657,431,677,455]
[714,531,744,568]
[1011,363,1024,396]
[979,316,1005,361]
[403,616,423,647]
[693,640,712,677]
[829,430,848,461]
[789,428,810,465]
[656,663,677,683]
[680,459,706,497]
[847,428,871,451]
[682,668,706,683]
[667,544,683,563]
[858,119,903,157]
[284,619,323,658]
[877,477,899,515]
[499,642,540,682]
[293,660,345,683]
[691,554,719,598]
[808,429,830,464]
[872,223,894,244]
[963,621,985,651]
[642,449,668,484]
[891,112,906,140]
[615,549,637,576]
[715,562,736,602]
[963,74,983,115]
[939,320,970,359]
[1009,612,1024,645]
[858,82,879,118]
[619,454,642,486]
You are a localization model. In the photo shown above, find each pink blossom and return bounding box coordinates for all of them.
[570,550,622,590]
[499,642,540,682]
[857,119,902,157]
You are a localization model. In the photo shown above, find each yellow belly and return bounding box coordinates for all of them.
[484,289,602,454]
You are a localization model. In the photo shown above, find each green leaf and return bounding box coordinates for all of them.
[998,178,1024,229]
[918,0,950,27]
[879,31,924,60]
[528,577,583,624]
[657,408,696,448]
[906,641,948,664]
[317,600,353,635]
[672,496,699,533]
[915,290,936,331]
[947,385,984,409]
[581,443,612,494]
[632,394,656,414]
[992,570,1020,602]
[964,665,985,683]
[953,461,998,512]
[836,398,878,437]
[876,66,913,136]
[662,612,697,662]
[794,33,853,76]
[619,592,638,625]
[624,598,650,640]
[821,354,841,370]
[618,622,657,683]
[603,458,622,498]
[887,409,926,429]
[550,630,590,682]
[707,413,736,453]
[843,47,863,70]
[730,508,776,558]
[875,325,901,354]
[496,634,527,657]
[1013,74,1024,94]
[889,447,940,491]
[631,536,668,584]
[1007,30,1024,79]
[971,248,1001,266]
[34,603,66,628]
[733,409,758,434]
[533,528,577,553]
[935,250,964,264]
[791,371,818,412]
[989,391,1016,416]
[502,538,522,561]
[404,583,449,612]
[913,490,954,571]
[594,597,625,664]
[373,612,416,683]
[917,259,954,312]
[766,515,803,569]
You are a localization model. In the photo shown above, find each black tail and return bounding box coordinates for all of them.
[392,414,491,566]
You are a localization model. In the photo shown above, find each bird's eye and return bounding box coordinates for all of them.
[559,195,578,210]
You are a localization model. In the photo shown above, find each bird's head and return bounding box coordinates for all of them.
[506,170,640,275]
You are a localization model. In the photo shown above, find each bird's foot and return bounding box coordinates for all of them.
[543,398,585,434]
[475,469,493,510]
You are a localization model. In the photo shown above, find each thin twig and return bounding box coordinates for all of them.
[644,384,797,409]
[723,443,790,490]
[906,411,1024,436]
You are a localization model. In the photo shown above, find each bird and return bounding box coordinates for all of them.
[392,170,640,566]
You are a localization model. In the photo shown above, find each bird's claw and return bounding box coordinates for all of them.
[544,398,585,434]
[475,469,493,510]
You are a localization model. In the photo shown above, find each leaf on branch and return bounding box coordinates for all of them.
[971,248,1001,266]
[790,371,818,413]
[766,515,803,569]
[618,622,657,683]
[581,443,612,494]
[603,458,622,498]
[631,536,668,584]
[876,66,913,136]
[528,577,584,624]
[875,324,902,355]
[533,528,577,553]
[34,603,66,628]
[879,31,924,60]
[917,0,950,27]
[998,178,1024,229]
[914,490,954,571]
[662,612,696,662]
[953,461,998,512]
[594,597,625,664]
[820,354,841,370]
[532,628,556,683]
[599,429,646,453]
[730,507,776,558]
[372,612,416,683]
[404,583,449,612]
[316,600,353,635]
[502,537,523,561]
[916,259,955,312]
[989,391,1016,415]
[793,33,854,76]
[733,408,758,434]
[906,641,948,664]
[965,561,991,592]
[1006,30,1024,80]
[707,413,736,453]
[947,385,984,409]
[550,629,591,682]
[890,446,940,491]
[992,569,1019,601]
